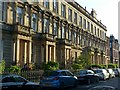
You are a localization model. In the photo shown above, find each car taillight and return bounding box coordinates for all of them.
[40,76,45,80]
[53,77,59,80]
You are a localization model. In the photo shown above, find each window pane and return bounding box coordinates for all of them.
[53,22,58,35]
[68,9,72,21]
[79,16,82,27]
[53,0,58,13]
[17,7,23,25]
[74,12,77,24]
[44,18,49,33]
[31,13,37,31]
[44,0,49,8]
[62,25,65,39]
[61,4,66,18]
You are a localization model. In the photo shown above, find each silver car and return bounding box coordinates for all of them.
[93,69,109,80]
[40,70,78,89]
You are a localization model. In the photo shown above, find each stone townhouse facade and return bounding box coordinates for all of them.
[0,0,109,68]
[109,35,119,64]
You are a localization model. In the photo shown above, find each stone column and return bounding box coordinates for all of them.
[24,42,27,64]
[45,44,48,63]
[16,39,20,65]
[49,46,52,61]
[13,42,16,63]
[54,46,56,62]
[29,41,32,64]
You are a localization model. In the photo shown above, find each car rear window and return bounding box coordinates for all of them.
[50,71,59,76]
[43,71,59,76]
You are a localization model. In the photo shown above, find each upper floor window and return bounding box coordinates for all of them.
[94,26,96,35]
[79,16,82,27]
[61,4,66,18]
[97,28,99,37]
[68,8,72,22]
[53,0,58,13]
[1,2,7,22]
[78,35,80,45]
[91,24,93,33]
[74,12,77,24]
[69,30,72,40]
[74,32,77,43]
[53,22,58,36]
[43,18,49,33]
[83,19,86,29]
[44,0,49,8]
[87,21,90,31]
[100,30,102,38]
[16,7,23,25]
[61,25,65,39]
[31,13,37,31]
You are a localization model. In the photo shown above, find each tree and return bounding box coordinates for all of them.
[0,60,5,74]
[72,48,92,69]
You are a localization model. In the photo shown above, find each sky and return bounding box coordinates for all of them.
[74,0,119,39]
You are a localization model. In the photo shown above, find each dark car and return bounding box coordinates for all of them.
[75,69,99,84]
[0,74,41,90]
[40,70,78,89]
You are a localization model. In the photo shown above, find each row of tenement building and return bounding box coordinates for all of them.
[0,0,119,68]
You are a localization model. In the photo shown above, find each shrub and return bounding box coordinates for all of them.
[71,63,83,70]
[90,64,102,69]
[42,61,59,71]
[108,64,116,68]
[0,60,5,74]
[8,65,21,73]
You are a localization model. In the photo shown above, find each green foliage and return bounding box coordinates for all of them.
[108,64,116,68]
[42,61,59,71]
[90,64,102,69]
[75,50,92,69]
[0,60,5,74]
[8,65,21,73]
[101,64,107,69]
[71,63,82,70]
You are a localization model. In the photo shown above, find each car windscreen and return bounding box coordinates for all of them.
[79,70,87,74]
[94,70,102,73]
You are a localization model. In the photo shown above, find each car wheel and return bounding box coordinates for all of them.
[59,82,64,89]
[87,79,91,85]
[96,77,99,83]
[73,80,78,88]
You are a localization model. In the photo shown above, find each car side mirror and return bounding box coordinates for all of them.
[23,80,27,85]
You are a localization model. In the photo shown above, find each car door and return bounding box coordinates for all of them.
[13,76,28,90]
[2,76,18,90]
[65,71,75,86]
[60,71,69,87]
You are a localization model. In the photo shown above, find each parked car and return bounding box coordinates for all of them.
[0,74,41,90]
[106,69,115,78]
[113,68,120,77]
[75,69,99,84]
[93,69,109,80]
[40,70,78,89]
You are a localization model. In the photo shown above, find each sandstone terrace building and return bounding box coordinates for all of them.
[0,0,118,68]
